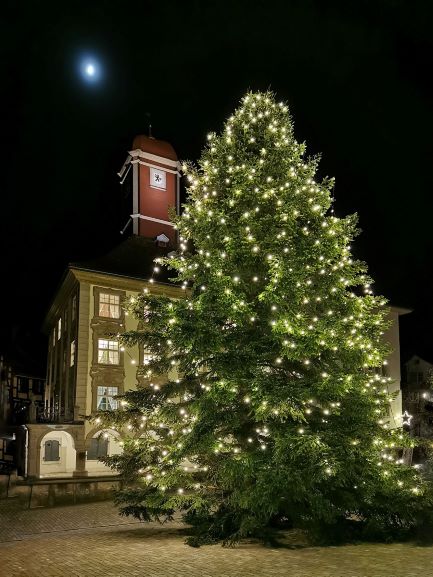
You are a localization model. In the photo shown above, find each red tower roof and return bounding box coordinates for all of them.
[132,134,178,161]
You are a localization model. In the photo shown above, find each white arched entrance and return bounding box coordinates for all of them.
[85,428,123,476]
[39,430,76,478]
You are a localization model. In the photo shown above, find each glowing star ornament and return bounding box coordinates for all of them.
[401,410,413,427]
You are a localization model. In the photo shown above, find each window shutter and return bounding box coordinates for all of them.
[98,438,109,459]
[44,440,60,461]
[87,437,109,460]
[87,438,99,460]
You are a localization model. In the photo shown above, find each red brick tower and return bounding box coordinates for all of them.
[118,134,180,243]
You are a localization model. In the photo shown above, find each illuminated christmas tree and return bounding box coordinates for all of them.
[98,91,429,544]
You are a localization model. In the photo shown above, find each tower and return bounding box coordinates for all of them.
[118,134,181,244]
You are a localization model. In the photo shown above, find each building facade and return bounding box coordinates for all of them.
[23,135,181,479]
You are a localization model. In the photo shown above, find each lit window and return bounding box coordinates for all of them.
[57,318,61,340]
[72,295,77,321]
[99,293,120,318]
[97,339,119,365]
[70,340,75,366]
[142,349,153,365]
[97,387,119,411]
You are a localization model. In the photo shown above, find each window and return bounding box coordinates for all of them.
[57,318,61,340]
[97,386,119,411]
[44,440,60,461]
[409,371,424,384]
[17,377,29,394]
[32,380,43,395]
[87,435,109,460]
[97,339,119,365]
[70,340,76,366]
[99,293,120,318]
[64,312,67,335]
[52,328,56,347]
[142,349,153,365]
[72,295,77,321]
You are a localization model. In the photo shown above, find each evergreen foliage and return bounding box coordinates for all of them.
[97,91,431,545]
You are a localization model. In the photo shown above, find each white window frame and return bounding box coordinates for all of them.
[70,340,76,367]
[97,386,119,411]
[97,339,119,365]
[142,349,153,365]
[98,293,121,319]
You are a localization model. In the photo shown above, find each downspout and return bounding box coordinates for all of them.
[22,425,29,478]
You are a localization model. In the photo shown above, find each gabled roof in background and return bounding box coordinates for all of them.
[405,354,433,367]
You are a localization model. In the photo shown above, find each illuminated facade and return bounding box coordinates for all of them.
[23,135,181,478]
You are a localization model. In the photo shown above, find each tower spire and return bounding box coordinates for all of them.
[146,111,153,139]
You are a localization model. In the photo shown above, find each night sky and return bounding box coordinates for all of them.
[2,0,433,374]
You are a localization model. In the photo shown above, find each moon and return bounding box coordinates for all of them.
[79,57,101,83]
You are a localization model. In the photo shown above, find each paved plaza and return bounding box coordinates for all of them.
[0,500,432,577]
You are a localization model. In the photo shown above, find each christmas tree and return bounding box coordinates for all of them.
[98,91,430,544]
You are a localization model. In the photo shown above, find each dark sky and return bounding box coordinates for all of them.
[1,0,433,374]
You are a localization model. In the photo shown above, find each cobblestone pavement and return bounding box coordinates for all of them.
[0,499,142,542]
[1,499,433,577]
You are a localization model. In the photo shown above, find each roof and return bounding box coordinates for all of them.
[70,235,175,283]
[389,305,412,316]
[405,354,433,367]
[131,134,178,161]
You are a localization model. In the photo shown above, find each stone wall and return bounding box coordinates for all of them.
[0,473,122,509]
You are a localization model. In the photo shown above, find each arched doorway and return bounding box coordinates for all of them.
[39,430,76,477]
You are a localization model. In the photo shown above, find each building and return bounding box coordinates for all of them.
[402,354,433,440]
[0,355,45,471]
[0,355,45,427]
[383,307,411,429]
[23,134,181,479]
[17,134,409,479]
